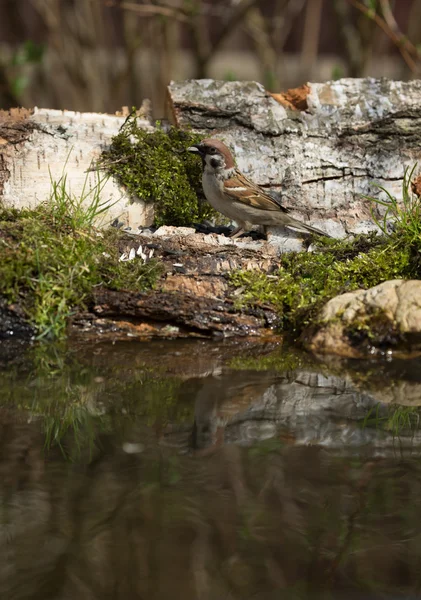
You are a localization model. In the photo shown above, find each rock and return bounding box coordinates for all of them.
[0,298,35,364]
[306,280,421,357]
[0,298,34,341]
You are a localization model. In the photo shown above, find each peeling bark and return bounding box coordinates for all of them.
[2,78,421,238]
[0,107,153,228]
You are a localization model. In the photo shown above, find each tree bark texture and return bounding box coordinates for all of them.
[1,79,421,237]
[0,106,154,228]
[71,227,281,339]
[168,78,421,237]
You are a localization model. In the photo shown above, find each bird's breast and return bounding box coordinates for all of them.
[202,172,242,222]
[202,172,224,208]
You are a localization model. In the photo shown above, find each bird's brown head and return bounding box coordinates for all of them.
[187,138,235,172]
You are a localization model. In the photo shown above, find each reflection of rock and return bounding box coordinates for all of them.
[306,280,421,357]
[367,380,421,406]
[191,371,280,450]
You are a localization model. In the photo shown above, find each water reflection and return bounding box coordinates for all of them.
[1,339,421,599]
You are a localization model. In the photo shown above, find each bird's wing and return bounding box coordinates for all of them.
[222,171,289,213]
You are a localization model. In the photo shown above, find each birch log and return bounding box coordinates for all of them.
[1,78,421,237]
[0,107,154,229]
[168,78,421,238]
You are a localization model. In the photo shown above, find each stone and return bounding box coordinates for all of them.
[306,280,421,357]
[153,226,196,237]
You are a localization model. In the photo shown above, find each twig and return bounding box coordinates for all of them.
[300,0,324,79]
[245,6,278,90]
[101,0,190,22]
[379,0,419,56]
[333,0,363,76]
[195,0,260,75]
[407,0,421,50]
[346,0,421,73]
[325,461,376,584]
[273,0,307,53]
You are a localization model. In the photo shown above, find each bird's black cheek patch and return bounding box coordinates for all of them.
[210,158,220,169]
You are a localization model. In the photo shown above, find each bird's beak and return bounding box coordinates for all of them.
[187,144,204,156]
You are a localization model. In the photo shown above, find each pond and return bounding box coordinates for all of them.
[1,338,421,599]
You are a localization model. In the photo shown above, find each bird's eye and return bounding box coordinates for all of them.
[208,147,217,155]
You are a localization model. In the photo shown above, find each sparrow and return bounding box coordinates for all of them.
[187,138,330,238]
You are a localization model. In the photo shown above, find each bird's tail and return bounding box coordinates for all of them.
[284,215,332,238]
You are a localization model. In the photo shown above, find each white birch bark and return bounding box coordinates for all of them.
[2,78,421,239]
[0,107,154,228]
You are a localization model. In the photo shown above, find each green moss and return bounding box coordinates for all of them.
[230,233,414,336]
[101,117,215,227]
[0,204,162,339]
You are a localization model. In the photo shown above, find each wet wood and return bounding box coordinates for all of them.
[71,229,281,339]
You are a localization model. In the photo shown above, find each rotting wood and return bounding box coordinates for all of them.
[70,229,281,340]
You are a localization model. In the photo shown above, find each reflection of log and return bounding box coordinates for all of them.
[169,367,421,453]
[168,78,421,237]
[68,338,421,452]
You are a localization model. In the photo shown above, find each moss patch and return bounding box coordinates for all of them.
[100,117,215,227]
[343,308,406,351]
[0,204,162,339]
[230,233,414,336]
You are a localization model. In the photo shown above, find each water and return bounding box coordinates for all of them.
[2,338,421,599]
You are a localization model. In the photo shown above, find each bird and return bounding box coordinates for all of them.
[187,138,331,238]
